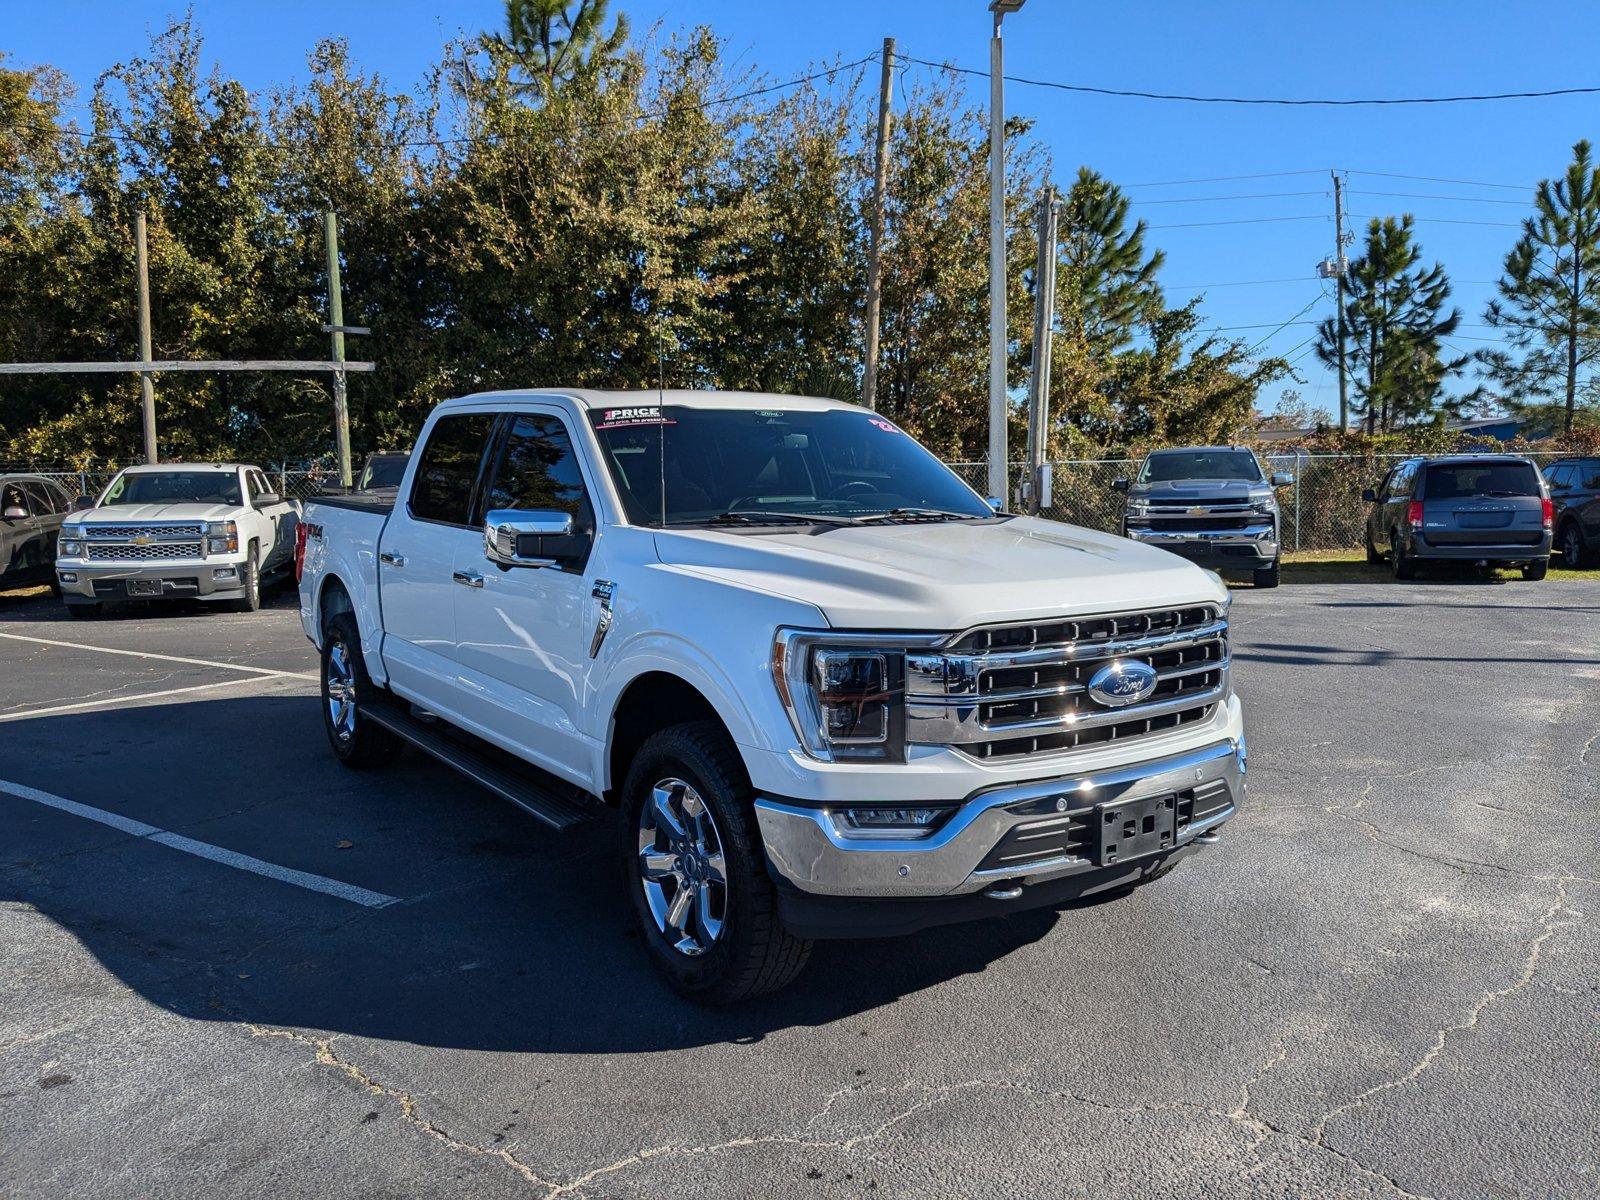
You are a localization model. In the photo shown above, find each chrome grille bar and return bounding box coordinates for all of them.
[906,605,1228,760]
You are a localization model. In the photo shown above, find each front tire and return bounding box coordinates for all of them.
[621,721,811,1004]
[1253,561,1280,589]
[320,611,402,768]
[1364,529,1383,564]
[228,545,262,613]
[1522,559,1549,581]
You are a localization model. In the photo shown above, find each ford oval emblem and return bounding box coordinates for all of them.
[1086,660,1158,708]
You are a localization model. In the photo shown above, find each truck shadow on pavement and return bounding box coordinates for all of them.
[3,696,1083,1052]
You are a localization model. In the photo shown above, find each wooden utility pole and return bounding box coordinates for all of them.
[134,211,157,464]
[861,37,896,411]
[324,206,353,488]
[1332,171,1350,432]
[1024,187,1058,514]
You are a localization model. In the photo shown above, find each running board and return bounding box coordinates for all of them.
[364,697,599,830]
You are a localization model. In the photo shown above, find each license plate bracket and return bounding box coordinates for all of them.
[1095,793,1177,865]
[125,579,161,597]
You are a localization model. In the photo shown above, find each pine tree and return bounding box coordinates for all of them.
[1477,139,1600,434]
[1315,216,1465,432]
[484,0,629,98]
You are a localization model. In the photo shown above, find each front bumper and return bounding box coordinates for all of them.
[57,560,248,602]
[754,736,1241,907]
[1125,524,1278,567]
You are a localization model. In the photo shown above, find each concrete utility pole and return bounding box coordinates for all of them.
[1332,171,1350,432]
[134,211,157,464]
[862,37,896,412]
[324,206,353,489]
[1025,186,1058,514]
[987,1,1025,500]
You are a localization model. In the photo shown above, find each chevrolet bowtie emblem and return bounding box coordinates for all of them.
[1186,506,1207,516]
[132,535,153,545]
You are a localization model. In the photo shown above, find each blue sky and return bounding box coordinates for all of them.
[12,1,1600,418]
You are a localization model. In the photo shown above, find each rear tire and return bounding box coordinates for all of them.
[1253,561,1280,589]
[1391,532,1417,580]
[1559,521,1591,569]
[321,611,402,768]
[1522,559,1549,581]
[228,546,262,613]
[621,720,812,1004]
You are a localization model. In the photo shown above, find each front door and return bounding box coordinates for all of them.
[451,409,602,786]
[378,411,496,717]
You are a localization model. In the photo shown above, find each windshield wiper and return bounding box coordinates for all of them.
[692,509,861,528]
[851,507,985,524]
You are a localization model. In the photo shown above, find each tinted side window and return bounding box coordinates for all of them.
[483,415,591,522]
[409,414,494,525]
[1545,464,1572,490]
[1583,461,1600,489]
[3,482,31,514]
[23,482,54,513]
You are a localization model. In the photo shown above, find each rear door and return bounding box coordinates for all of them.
[378,411,496,715]
[246,468,297,570]
[0,480,41,580]
[1577,460,1600,541]
[450,408,602,783]
[1419,461,1545,547]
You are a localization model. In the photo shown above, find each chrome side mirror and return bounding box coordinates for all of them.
[255,491,282,507]
[1270,472,1293,487]
[484,508,578,568]
[1,505,26,521]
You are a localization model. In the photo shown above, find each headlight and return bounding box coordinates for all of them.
[59,529,84,556]
[772,630,943,762]
[1250,498,1275,515]
[205,520,238,554]
[1125,501,1150,519]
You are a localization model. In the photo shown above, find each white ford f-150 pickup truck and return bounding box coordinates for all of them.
[57,463,299,618]
[297,390,1245,1002]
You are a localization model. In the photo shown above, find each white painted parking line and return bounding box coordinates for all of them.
[0,632,316,680]
[0,674,309,723]
[0,779,400,909]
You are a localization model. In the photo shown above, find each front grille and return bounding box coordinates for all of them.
[87,542,204,561]
[1144,515,1258,532]
[906,605,1228,761]
[85,524,204,540]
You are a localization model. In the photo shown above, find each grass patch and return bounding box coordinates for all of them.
[1274,550,1600,585]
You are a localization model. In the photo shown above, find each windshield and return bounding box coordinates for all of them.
[586,405,993,526]
[360,455,408,489]
[1139,450,1262,484]
[1424,461,1540,499]
[101,470,243,506]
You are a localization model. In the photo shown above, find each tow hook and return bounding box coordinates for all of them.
[983,881,1024,901]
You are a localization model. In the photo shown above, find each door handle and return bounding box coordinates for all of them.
[379,551,405,567]
[453,569,484,589]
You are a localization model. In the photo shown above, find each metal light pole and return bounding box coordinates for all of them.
[987,0,1025,500]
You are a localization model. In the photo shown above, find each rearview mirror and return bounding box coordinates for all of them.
[1,505,25,521]
[1361,488,1377,503]
[1112,477,1130,492]
[484,508,586,568]
[1271,472,1294,487]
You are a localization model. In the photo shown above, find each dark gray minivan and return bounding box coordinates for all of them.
[1362,455,1552,580]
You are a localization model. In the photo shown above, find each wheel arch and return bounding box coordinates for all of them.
[605,671,736,805]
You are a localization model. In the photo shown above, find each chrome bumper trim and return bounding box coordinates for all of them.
[1126,526,1275,544]
[754,737,1242,898]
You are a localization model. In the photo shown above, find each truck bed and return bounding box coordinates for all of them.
[305,490,396,516]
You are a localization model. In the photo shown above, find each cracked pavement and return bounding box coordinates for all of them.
[2,578,1597,1198]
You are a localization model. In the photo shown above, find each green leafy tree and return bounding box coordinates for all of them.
[1315,216,1465,433]
[1478,139,1600,434]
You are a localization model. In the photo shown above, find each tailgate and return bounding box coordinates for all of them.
[1420,463,1546,546]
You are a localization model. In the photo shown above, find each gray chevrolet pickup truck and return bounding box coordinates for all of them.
[1115,447,1291,588]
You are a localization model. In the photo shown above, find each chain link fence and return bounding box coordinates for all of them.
[10,452,1567,555]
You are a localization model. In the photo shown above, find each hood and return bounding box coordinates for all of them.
[72,502,241,525]
[652,516,1225,631]
[1133,479,1268,502]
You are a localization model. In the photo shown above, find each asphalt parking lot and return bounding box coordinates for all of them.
[2,577,1596,1199]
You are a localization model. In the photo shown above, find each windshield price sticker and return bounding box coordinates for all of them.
[594,406,676,430]
[867,417,900,433]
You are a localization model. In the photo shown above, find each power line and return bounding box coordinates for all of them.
[1167,276,1315,289]
[1342,168,1529,191]
[1124,170,1330,188]
[1148,214,1329,230]
[1134,189,1328,205]
[1351,189,1529,206]
[1348,213,1521,228]
[894,52,1600,106]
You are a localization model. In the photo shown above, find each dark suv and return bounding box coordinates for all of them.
[1362,455,1552,581]
[1543,457,1600,568]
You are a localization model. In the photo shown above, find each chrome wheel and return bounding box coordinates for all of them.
[325,639,358,742]
[637,778,727,957]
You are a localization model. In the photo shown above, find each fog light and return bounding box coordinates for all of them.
[834,807,949,840]
[58,571,77,583]
[213,566,238,579]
